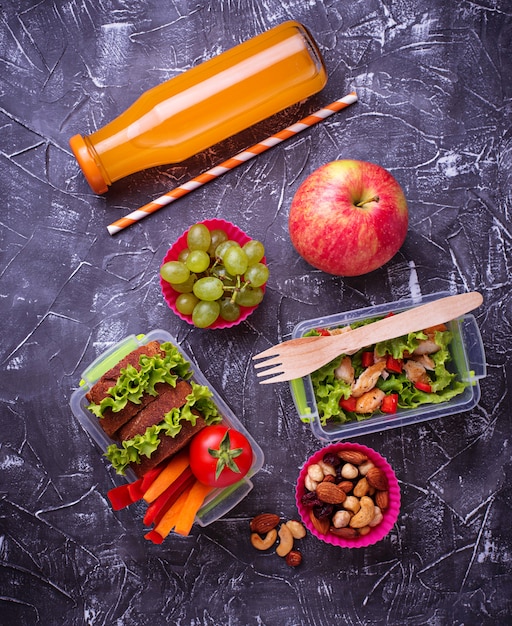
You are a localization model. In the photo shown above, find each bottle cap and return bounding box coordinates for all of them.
[69,134,108,194]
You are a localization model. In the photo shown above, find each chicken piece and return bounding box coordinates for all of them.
[403,360,430,385]
[410,353,435,371]
[413,330,441,355]
[334,356,355,385]
[329,325,352,335]
[355,389,385,413]
[351,361,386,398]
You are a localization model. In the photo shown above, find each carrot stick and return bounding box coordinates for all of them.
[140,465,165,493]
[143,448,190,504]
[143,468,195,527]
[173,481,213,537]
[152,484,193,539]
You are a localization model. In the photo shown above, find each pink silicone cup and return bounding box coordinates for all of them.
[295,442,401,548]
[160,219,267,329]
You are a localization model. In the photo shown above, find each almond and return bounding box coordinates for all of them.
[337,480,355,493]
[366,466,388,491]
[250,513,280,534]
[375,490,389,510]
[309,509,330,535]
[329,526,358,539]
[316,482,347,505]
[338,449,368,465]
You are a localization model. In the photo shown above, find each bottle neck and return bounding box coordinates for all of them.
[69,134,109,194]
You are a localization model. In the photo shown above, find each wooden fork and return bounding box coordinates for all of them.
[252,292,483,384]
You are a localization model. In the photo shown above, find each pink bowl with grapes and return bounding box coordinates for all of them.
[160,219,266,329]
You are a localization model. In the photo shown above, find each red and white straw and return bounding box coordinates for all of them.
[107,91,357,235]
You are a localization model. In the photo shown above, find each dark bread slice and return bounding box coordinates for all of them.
[117,380,193,441]
[86,341,165,404]
[131,414,207,478]
[99,382,167,438]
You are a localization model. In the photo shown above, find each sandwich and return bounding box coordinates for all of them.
[85,340,221,477]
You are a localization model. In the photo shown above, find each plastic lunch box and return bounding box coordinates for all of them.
[70,329,264,527]
[289,292,487,442]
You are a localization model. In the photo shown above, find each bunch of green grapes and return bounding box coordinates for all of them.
[161,223,269,328]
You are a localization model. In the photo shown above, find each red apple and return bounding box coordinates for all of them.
[288,160,408,276]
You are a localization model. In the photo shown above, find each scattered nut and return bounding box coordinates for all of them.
[250,513,280,534]
[286,520,306,539]
[285,550,302,567]
[250,529,278,550]
[337,480,355,493]
[276,523,294,557]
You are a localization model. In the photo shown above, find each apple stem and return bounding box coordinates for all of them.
[356,195,380,208]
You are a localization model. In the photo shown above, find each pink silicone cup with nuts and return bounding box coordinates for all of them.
[295,442,400,548]
[160,218,266,329]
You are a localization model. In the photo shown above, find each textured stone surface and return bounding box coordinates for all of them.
[1,1,511,624]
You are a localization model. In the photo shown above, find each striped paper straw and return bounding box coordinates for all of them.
[107,91,358,235]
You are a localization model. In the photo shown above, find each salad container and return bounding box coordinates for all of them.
[289,292,486,442]
[70,329,264,527]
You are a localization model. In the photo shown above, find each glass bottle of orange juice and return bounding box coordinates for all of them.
[69,21,327,194]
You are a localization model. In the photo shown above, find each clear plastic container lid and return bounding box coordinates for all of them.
[70,329,264,527]
[289,292,487,442]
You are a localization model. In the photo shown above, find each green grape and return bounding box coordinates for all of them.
[219,298,241,322]
[207,229,228,257]
[224,246,249,276]
[192,300,220,328]
[178,248,190,263]
[175,292,200,315]
[186,249,211,273]
[215,240,240,261]
[243,239,265,265]
[187,223,211,251]
[193,276,224,301]
[160,261,190,284]
[169,273,197,293]
[211,265,236,285]
[244,263,269,288]
[236,286,264,307]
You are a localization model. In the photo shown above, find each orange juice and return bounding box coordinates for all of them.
[70,21,327,193]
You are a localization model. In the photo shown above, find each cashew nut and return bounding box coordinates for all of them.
[276,523,294,557]
[304,475,318,492]
[332,510,351,528]
[353,476,370,498]
[307,463,324,482]
[343,495,361,514]
[341,463,359,480]
[369,506,383,528]
[250,529,277,550]
[285,519,306,539]
[349,496,375,528]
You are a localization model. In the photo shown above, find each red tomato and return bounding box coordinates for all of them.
[189,425,253,488]
[339,396,357,412]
